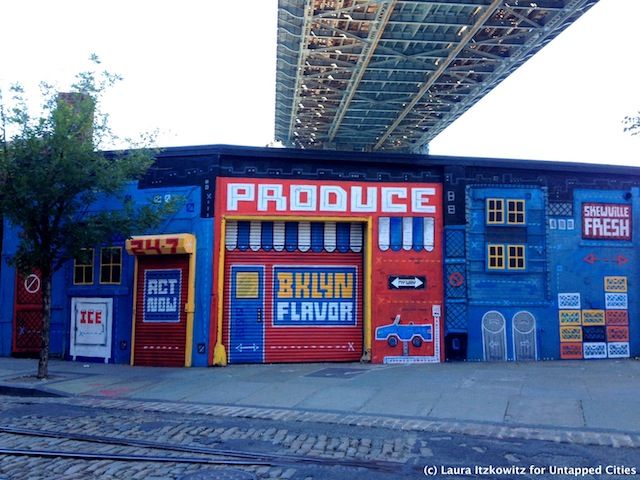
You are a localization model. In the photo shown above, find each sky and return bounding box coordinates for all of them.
[1,0,638,165]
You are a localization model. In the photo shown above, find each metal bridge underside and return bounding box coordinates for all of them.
[275,0,598,152]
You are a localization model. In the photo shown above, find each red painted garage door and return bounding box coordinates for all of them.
[133,255,189,367]
[224,221,364,364]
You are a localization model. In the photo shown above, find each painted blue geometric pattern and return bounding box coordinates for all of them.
[608,342,630,358]
[583,326,606,342]
[445,228,465,258]
[445,302,467,331]
[466,186,546,303]
[605,293,628,310]
[548,202,572,216]
[558,293,581,310]
[445,264,466,298]
[583,342,607,359]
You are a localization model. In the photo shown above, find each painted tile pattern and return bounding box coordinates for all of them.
[558,276,630,360]
[558,310,581,325]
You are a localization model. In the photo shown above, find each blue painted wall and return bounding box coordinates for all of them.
[4,144,640,365]
[0,183,213,366]
[464,185,553,361]
[466,305,548,361]
[455,184,638,361]
[0,259,15,357]
[549,188,637,359]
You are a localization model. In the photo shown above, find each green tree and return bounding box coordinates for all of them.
[623,112,640,136]
[0,57,173,378]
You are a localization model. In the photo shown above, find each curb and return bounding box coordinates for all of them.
[0,384,66,398]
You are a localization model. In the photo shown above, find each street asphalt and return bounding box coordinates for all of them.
[1,357,639,438]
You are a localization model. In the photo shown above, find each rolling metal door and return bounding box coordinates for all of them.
[133,255,189,367]
[224,221,363,363]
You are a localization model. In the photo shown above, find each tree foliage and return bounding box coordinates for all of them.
[623,112,640,136]
[0,57,174,378]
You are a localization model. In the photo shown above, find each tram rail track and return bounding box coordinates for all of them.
[0,425,403,473]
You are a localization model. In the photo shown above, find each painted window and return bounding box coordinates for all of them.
[100,247,122,284]
[507,200,526,224]
[235,271,260,299]
[486,199,504,224]
[487,244,526,270]
[74,248,94,285]
[507,244,526,270]
[487,244,505,269]
[486,198,526,225]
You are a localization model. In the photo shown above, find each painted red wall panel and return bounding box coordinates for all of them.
[217,178,439,218]
[13,271,43,354]
[371,250,438,362]
[213,177,444,365]
[371,215,444,364]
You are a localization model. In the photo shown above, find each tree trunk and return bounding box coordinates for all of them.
[36,271,52,379]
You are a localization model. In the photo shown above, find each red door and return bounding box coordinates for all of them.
[13,272,43,355]
[133,255,189,367]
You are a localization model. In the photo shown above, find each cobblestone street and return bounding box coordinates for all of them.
[0,395,638,480]
[0,396,412,479]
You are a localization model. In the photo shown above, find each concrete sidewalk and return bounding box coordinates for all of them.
[1,357,639,435]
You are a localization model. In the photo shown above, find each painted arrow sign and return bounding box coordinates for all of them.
[583,253,629,266]
[235,343,259,352]
[388,276,426,290]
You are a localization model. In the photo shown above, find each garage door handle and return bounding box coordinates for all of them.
[257,308,263,323]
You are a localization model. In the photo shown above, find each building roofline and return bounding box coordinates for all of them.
[107,143,640,178]
[161,144,640,176]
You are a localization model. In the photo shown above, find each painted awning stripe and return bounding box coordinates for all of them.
[298,221,311,252]
[311,222,324,253]
[324,222,337,253]
[350,222,363,253]
[336,222,350,253]
[228,219,431,252]
[261,221,273,251]
[376,217,436,252]
[225,220,238,251]
[390,217,403,252]
[226,221,364,253]
[249,221,262,251]
[424,217,435,252]
[402,217,413,251]
[412,217,424,251]
[273,221,285,251]
[285,221,298,252]
[237,221,250,251]
[378,217,390,251]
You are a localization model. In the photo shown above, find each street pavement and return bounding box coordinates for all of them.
[1,357,640,447]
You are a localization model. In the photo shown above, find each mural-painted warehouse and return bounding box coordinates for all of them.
[0,145,637,366]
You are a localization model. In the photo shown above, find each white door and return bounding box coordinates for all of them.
[512,311,537,361]
[482,311,507,361]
